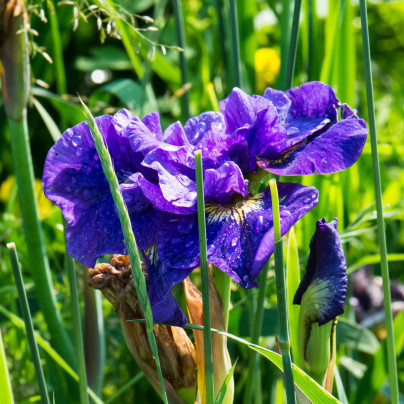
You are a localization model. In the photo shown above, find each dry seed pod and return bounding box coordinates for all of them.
[89,255,196,404]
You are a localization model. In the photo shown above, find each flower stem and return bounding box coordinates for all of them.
[7,243,50,404]
[65,250,89,404]
[269,179,296,404]
[80,99,168,404]
[284,0,302,90]
[359,2,399,403]
[3,8,75,370]
[243,261,270,404]
[172,0,190,120]
[195,150,215,404]
[229,0,241,88]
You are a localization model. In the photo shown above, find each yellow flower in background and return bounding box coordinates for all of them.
[0,175,53,220]
[255,47,281,94]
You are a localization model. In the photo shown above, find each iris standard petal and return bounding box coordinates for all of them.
[43,110,160,267]
[143,246,191,326]
[293,217,347,325]
[157,182,319,288]
[257,117,368,176]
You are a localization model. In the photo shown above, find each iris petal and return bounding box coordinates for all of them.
[43,110,160,267]
[293,218,347,325]
[143,246,190,326]
[157,182,319,288]
[257,117,368,175]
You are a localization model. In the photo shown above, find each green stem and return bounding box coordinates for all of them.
[172,0,190,120]
[359,2,399,403]
[278,0,292,89]
[80,100,168,404]
[66,251,89,404]
[83,269,105,396]
[269,179,296,404]
[8,118,76,368]
[229,0,241,88]
[284,0,302,90]
[195,150,215,404]
[243,262,270,404]
[7,243,50,404]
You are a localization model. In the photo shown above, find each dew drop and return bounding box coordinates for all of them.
[255,215,264,232]
[76,147,83,156]
[288,126,299,135]
[178,174,191,187]
[72,134,81,147]
[243,275,249,284]
[231,237,238,247]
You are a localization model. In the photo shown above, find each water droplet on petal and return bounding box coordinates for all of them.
[72,134,81,147]
[288,126,299,135]
[255,215,264,232]
[76,147,83,156]
[243,275,249,284]
[231,237,238,247]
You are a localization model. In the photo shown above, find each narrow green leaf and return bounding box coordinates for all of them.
[347,253,404,275]
[336,317,379,354]
[194,150,215,404]
[0,329,14,404]
[333,366,348,404]
[249,346,340,404]
[7,243,50,404]
[286,226,300,366]
[215,358,238,404]
[31,97,61,142]
[0,305,103,404]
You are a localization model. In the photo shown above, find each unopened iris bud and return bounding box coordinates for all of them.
[293,218,347,388]
[89,255,197,404]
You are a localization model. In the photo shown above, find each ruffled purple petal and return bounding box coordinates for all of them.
[285,81,338,122]
[293,218,347,325]
[143,247,190,326]
[42,110,163,267]
[142,111,164,141]
[157,182,319,288]
[220,88,272,133]
[204,161,249,204]
[257,117,368,175]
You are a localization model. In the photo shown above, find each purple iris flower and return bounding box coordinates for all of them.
[219,81,368,175]
[43,107,319,326]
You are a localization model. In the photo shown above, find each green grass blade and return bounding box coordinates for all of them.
[79,99,168,404]
[243,261,270,404]
[269,179,296,404]
[66,254,89,404]
[278,0,292,89]
[7,243,50,404]
[47,0,67,95]
[333,365,348,404]
[284,0,302,90]
[83,275,106,396]
[31,97,61,142]
[229,0,241,87]
[286,226,300,366]
[0,329,14,404]
[172,0,190,120]
[195,150,215,404]
[359,2,399,402]
[215,358,238,404]
[0,305,103,404]
[347,253,404,275]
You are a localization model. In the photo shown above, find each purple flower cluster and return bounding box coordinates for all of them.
[43,81,367,325]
